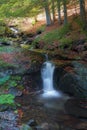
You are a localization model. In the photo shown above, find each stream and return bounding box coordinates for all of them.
[16,61,87,130]
[0,28,87,130]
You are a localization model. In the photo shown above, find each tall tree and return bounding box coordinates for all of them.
[79,0,86,29]
[57,0,62,24]
[51,0,56,22]
[43,0,52,26]
[63,0,68,24]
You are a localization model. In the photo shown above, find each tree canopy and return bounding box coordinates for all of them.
[0,0,86,27]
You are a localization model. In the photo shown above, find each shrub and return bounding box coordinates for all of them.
[0,94,15,105]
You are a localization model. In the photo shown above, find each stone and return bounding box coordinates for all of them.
[65,99,87,118]
[8,87,22,97]
[0,111,18,121]
[55,61,87,98]
[0,104,9,112]
[0,41,11,46]
[20,124,32,130]
[27,119,37,127]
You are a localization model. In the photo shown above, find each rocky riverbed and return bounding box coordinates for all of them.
[0,35,87,129]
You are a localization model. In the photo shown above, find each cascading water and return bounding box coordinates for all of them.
[41,61,61,97]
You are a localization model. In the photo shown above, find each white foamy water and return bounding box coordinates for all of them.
[41,61,61,98]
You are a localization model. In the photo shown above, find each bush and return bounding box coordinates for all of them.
[0,94,15,105]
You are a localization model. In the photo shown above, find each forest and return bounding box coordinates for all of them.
[0,0,87,130]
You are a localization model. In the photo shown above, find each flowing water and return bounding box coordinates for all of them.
[15,61,87,130]
[41,61,61,98]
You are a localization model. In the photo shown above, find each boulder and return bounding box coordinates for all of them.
[54,61,87,98]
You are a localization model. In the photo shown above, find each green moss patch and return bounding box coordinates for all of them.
[0,94,15,105]
[0,75,10,85]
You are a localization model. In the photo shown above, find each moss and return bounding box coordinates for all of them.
[0,94,15,105]
[0,75,10,85]
[3,75,22,89]
[32,23,71,49]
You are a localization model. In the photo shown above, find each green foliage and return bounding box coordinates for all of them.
[0,37,8,43]
[8,80,17,87]
[35,23,71,43]
[32,24,71,49]
[0,46,15,53]
[0,75,10,85]
[0,60,16,68]
[12,75,21,81]
[7,75,21,88]
[3,75,21,89]
[31,20,36,26]
[0,94,14,105]
[0,26,6,35]
[0,0,42,18]
[74,17,83,27]
[37,24,46,32]
[59,37,73,49]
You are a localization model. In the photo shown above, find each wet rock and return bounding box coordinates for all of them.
[8,87,22,97]
[27,119,37,127]
[0,41,11,46]
[40,123,49,130]
[55,61,87,98]
[72,61,87,98]
[35,123,49,130]
[76,122,87,130]
[35,123,59,130]
[20,124,32,130]
[23,38,34,45]
[0,104,9,112]
[58,73,80,96]
[0,111,18,121]
[0,119,19,130]
[65,99,87,118]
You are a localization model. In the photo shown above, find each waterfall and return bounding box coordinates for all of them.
[41,61,61,97]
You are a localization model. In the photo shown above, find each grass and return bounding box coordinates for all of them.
[32,23,72,49]
[36,24,46,32]
[59,37,73,49]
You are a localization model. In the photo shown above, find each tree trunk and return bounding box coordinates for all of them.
[79,0,86,29]
[63,0,68,25]
[57,0,62,24]
[44,1,52,26]
[51,0,56,22]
